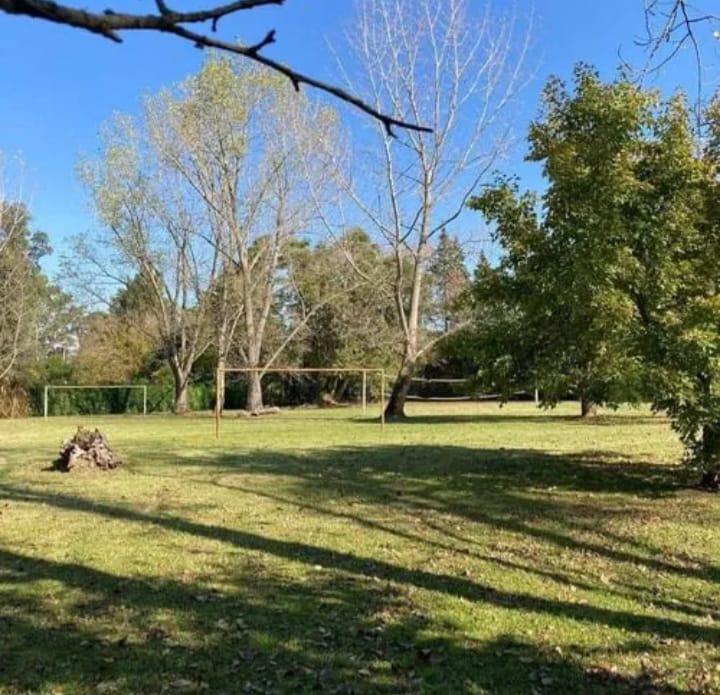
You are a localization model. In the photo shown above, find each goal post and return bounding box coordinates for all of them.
[214,367,386,438]
[43,384,148,419]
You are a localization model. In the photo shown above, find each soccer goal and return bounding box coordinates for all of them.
[43,384,148,419]
[214,367,386,438]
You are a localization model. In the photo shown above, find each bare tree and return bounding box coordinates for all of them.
[78,116,219,413]
[148,59,342,412]
[0,160,36,382]
[0,0,429,135]
[332,0,531,418]
[145,60,248,413]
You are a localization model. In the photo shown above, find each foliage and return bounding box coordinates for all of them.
[288,229,399,372]
[143,57,339,412]
[468,67,663,412]
[73,312,157,385]
[0,200,74,386]
[630,95,720,472]
[467,65,720,474]
[427,230,470,334]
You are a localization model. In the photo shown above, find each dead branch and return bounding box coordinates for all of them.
[0,0,431,136]
[637,1,720,108]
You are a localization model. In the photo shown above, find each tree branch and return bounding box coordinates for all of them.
[0,0,431,135]
[636,0,720,115]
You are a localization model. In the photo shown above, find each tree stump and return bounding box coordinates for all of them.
[54,427,123,472]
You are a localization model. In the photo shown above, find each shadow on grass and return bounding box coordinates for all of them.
[0,441,710,693]
[0,513,695,694]
[0,542,686,694]
[357,412,663,426]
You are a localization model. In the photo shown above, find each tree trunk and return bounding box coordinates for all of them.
[702,422,720,463]
[169,360,191,415]
[246,371,263,413]
[700,423,720,490]
[175,379,190,415]
[580,396,597,418]
[216,355,226,416]
[385,361,415,419]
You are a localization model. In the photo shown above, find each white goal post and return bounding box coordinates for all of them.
[214,367,386,438]
[43,384,148,419]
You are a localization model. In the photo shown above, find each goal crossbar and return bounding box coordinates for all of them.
[215,367,386,438]
[43,384,148,419]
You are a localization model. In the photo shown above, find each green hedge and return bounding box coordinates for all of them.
[29,383,215,416]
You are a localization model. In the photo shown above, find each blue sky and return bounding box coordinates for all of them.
[0,0,708,275]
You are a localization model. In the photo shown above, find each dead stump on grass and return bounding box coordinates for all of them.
[54,427,123,472]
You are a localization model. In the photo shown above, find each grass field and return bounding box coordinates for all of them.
[1,402,719,694]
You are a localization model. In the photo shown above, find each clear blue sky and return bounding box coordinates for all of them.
[0,0,707,276]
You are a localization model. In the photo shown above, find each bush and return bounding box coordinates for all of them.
[26,382,215,416]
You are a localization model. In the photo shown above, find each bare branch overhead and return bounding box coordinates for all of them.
[637,1,720,108]
[0,0,432,136]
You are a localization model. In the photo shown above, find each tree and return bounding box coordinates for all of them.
[467,66,720,485]
[78,113,219,413]
[0,0,427,135]
[148,58,339,412]
[74,312,156,385]
[637,1,720,119]
[0,201,48,380]
[33,281,81,362]
[289,229,399,383]
[469,67,657,416]
[626,94,720,484]
[144,58,249,411]
[640,2,720,73]
[428,230,470,334]
[74,277,158,385]
[329,0,530,419]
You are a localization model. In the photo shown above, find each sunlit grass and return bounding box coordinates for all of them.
[0,402,718,694]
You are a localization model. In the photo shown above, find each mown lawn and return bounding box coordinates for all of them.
[0,402,719,694]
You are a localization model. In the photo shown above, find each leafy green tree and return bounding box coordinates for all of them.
[628,95,720,483]
[468,65,720,484]
[428,230,470,334]
[288,229,398,377]
[469,67,650,416]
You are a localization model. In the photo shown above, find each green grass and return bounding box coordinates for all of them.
[1,402,719,694]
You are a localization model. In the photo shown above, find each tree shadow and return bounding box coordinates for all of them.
[0,440,714,693]
[130,443,720,605]
[0,543,688,694]
[0,507,705,695]
[1,476,718,638]
[359,412,663,426]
